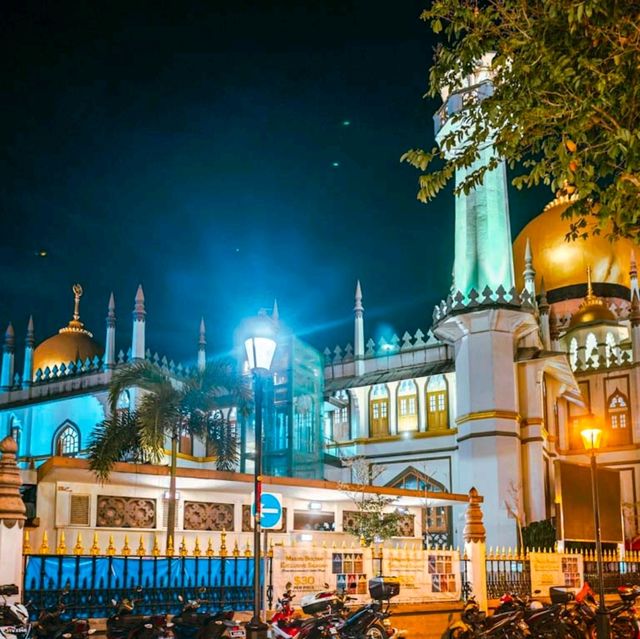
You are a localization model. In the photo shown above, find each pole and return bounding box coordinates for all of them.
[247,373,268,639]
[166,427,178,552]
[590,450,610,639]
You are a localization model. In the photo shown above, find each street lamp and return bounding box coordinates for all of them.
[244,314,277,639]
[581,425,610,639]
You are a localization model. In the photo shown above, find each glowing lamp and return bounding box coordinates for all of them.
[244,336,277,372]
[581,427,603,451]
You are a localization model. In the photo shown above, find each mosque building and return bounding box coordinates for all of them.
[1,62,639,552]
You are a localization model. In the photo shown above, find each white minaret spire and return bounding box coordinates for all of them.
[538,278,551,350]
[105,292,116,369]
[22,316,35,387]
[631,291,640,363]
[630,250,638,299]
[354,280,364,375]
[272,299,279,322]
[1,323,15,391]
[131,285,146,360]
[198,317,206,372]
[523,237,536,299]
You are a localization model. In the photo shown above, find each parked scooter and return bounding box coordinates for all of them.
[33,590,95,639]
[446,595,530,639]
[106,591,173,639]
[171,592,241,639]
[0,585,33,639]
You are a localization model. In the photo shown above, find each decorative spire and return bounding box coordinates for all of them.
[538,277,549,314]
[631,290,640,327]
[107,292,116,325]
[199,317,206,347]
[59,284,93,337]
[272,299,279,322]
[133,285,146,320]
[26,316,34,348]
[586,265,594,298]
[354,280,363,313]
[523,238,536,298]
[3,323,15,353]
[105,293,117,369]
[630,250,639,298]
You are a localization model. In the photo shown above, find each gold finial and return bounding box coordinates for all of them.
[72,284,83,321]
[166,535,174,557]
[106,535,116,556]
[179,537,188,557]
[122,535,131,556]
[206,538,214,557]
[137,535,146,556]
[57,532,67,555]
[90,533,100,556]
[39,531,50,554]
[152,535,160,557]
[232,540,239,557]
[587,266,593,298]
[193,537,201,557]
[220,530,227,557]
[59,283,93,337]
[244,540,252,557]
[73,533,84,555]
[23,530,32,555]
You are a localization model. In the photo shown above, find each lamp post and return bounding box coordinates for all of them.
[581,426,610,639]
[244,317,277,639]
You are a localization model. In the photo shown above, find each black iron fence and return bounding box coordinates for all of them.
[485,552,531,599]
[584,556,640,593]
[23,554,273,619]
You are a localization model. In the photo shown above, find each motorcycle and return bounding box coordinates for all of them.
[0,585,33,639]
[32,590,95,639]
[446,595,531,639]
[171,593,241,639]
[106,592,173,639]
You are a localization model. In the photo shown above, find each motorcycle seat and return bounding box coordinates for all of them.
[482,612,521,634]
[0,585,19,597]
[526,606,557,625]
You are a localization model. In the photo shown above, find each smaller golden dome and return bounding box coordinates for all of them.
[32,284,103,377]
[568,267,617,329]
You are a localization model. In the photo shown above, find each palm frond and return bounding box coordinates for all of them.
[206,411,239,472]
[108,360,174,413]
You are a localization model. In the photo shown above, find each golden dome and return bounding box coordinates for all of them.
[567,268,617,329]
[33,284,103,377]
[513,199,636,294]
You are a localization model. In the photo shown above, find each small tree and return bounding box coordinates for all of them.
[340,457,401,546]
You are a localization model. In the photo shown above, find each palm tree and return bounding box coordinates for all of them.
[88,358,250,550]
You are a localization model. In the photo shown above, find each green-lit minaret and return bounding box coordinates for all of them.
[434,55,515,297]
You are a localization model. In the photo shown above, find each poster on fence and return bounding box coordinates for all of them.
[271,546,461,605]
[529,552,584,595]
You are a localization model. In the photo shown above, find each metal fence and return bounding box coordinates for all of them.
[23,554,272,619]
[583,555,640,593]
[485,552,531,599]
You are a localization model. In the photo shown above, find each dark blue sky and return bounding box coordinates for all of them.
[1,0,546,366]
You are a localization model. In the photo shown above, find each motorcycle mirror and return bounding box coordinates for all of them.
[111,599,117,607]
[144,624,153,629]
[136,587,143,593]
[324,583,330,590]
[285,582,292,591]
[178,595,184,602]
[62,634,72,638]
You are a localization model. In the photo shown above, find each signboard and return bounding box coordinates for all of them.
[529,552,583,595]
[250,492,283,530]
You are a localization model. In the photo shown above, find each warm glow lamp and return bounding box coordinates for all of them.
[580,427,603,451]
[244,336,277,372]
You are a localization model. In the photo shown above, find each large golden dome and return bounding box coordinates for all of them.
[513,198,636,294]
[33,284,103,377]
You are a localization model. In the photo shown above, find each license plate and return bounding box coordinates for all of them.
[229,631,245,638]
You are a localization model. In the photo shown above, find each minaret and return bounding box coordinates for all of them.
[272,299,279,322]
[631,291,640,363]
[354,280,365,375]
[523,238,536,299]
[1,324,15,391]
[538,278,551,350]
[131,285,146,360]
[630,250,639,299]
[435,54,515,298]
[105,293,116,369]
[22,316,35,387]
[198,318,206,372]
[549,308,561,351]
[433,56,537,546]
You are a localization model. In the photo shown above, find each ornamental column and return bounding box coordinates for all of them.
[0,436,26,600]
[464,487,488,612]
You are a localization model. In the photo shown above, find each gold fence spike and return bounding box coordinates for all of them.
[244,540,252,557]
[90,533,100,556]
[23,530,32,555]
[122,535,131,556]
[57,532,67,555]
[166,535,174,557]
[107,535,116,556]
[322,540,327,549]
[40,531,50,554]
[137,535,146,556]
[193,536,201,557]
[220,530,228,557]
[73,533,84,555]
[232,540,239,557]
[206,538,214,557]
[179,537,188,557]
[152,535,160,557]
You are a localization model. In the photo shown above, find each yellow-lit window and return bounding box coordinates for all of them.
[606,390,631,447]
[397,379,418,432]
[426,375,448,431]
[370,384,389,437]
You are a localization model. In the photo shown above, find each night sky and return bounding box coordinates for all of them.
[1,0,547,367]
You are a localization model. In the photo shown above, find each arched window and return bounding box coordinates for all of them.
[116,390,130,419]
[585,332,598,368]
[426,375,448,431]
[606,390,632,447]
[332,390,350,441]
[605,332,617,368]
[569,338,578,371]
[54,422,80,457]
[397,380,418,432]
[369,384,389,437]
